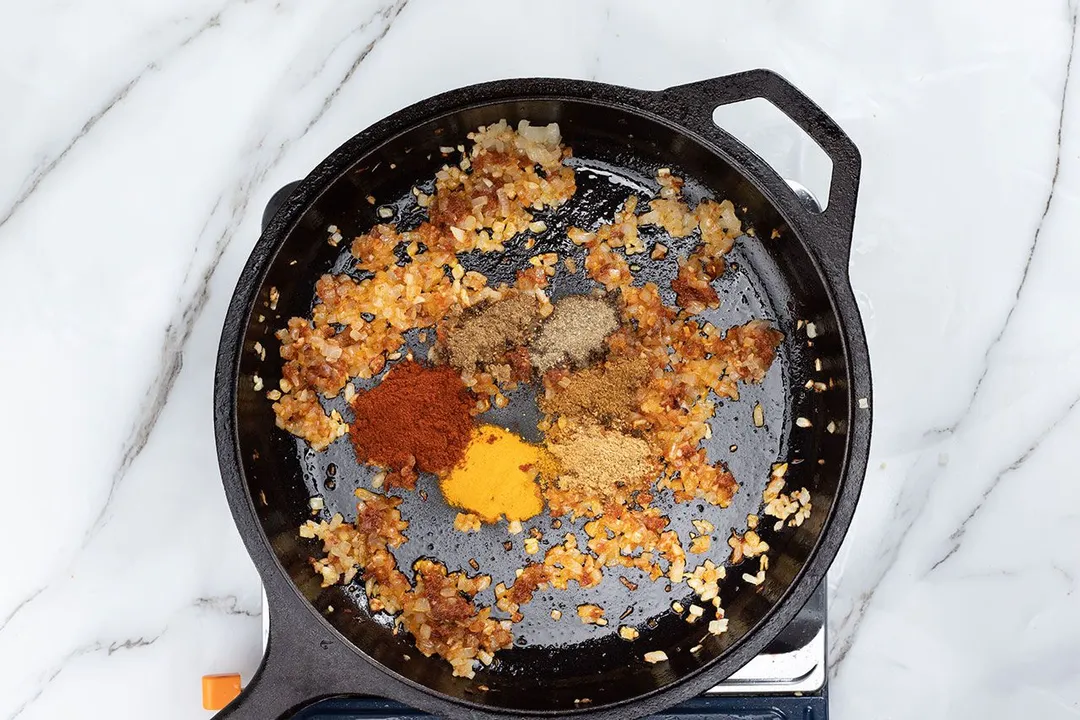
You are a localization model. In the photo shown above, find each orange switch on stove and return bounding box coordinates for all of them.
[202,673,242,711]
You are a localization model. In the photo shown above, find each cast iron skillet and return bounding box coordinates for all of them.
[213,70,871,719]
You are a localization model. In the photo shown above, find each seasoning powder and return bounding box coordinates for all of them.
[531,294,619,372]
[545,422,657,501]
[444,294,539,373]
[440,425,545,523]
[349,361,473,476]
[540,354,651,427]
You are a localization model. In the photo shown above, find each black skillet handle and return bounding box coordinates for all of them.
[213,583,386,719]
[658,69,861,271]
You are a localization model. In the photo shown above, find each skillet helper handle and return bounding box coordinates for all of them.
[660,69,861,268]
[263,181,302,232]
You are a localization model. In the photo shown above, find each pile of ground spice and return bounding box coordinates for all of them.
[349,361,473,483]
[531,294,619,372]
[540,353,651,427]
[439,424,545,523]
[544,421,657,503]
[442,294,540,373]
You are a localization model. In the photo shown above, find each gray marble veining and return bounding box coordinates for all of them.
[2,1,1079,718]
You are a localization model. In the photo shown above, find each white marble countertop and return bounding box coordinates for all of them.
[2,1,1079,718]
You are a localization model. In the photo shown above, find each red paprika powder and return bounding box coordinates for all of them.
[349,360,473,487]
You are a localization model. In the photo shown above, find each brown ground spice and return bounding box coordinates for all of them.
[442,294,540,373]
[545,422,658,501]
[349,360,473,478]
[540,354,651,427]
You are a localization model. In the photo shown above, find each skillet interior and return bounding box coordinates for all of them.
[232,98,851,711]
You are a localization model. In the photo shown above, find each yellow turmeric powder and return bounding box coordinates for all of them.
[440,425,545,523]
